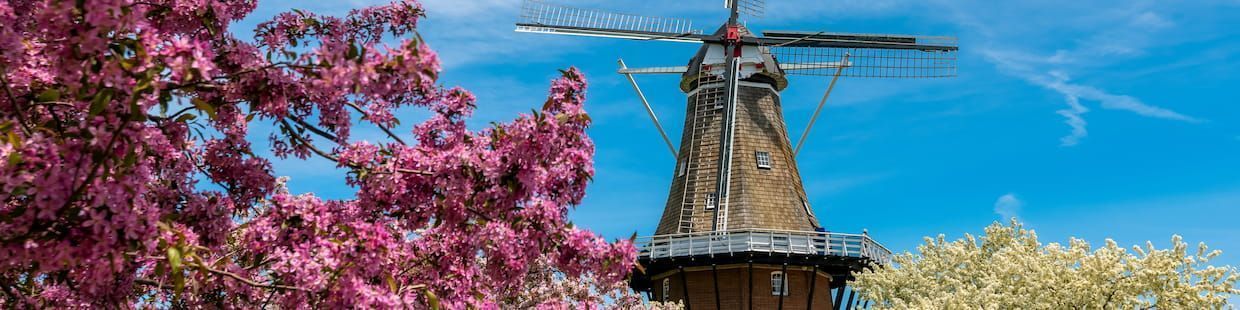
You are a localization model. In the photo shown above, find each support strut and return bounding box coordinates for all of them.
[618,59,678,159]
[794,54,850,156]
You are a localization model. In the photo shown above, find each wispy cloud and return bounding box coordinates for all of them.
[982,48,1201,146]
[994,193,1023,221]
[960,5,1203,146]
[1055,95,1089,146]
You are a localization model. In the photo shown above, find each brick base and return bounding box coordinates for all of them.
[651,263,834,310]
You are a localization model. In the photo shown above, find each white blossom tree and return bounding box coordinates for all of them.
[854,221,1240,309]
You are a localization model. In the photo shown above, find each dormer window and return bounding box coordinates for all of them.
[755,151,772,169]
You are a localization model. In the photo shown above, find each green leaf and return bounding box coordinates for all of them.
[386,274,398,294]
[7,152,21,166]
[134,78,153,96]
[192,98,216,120]
[425,290,440,310]
[175,113,198,123]
[122,148,138,167]
[89,89,114,116]
[35,89,60,102]
[347,43,359,60]
[6,131,19,147]
[168,247,185,296]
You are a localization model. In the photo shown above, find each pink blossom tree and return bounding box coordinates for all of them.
[0,0,637,308]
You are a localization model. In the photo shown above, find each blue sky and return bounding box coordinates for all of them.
[234,0,1240,298]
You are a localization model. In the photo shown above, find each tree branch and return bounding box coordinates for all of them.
[345,102,406,145]
[285,115,339,142]
[199,264,308,292]
[0,73,34,135]
[279,118,431,176]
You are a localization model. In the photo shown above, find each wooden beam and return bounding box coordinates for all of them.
[748,262,754,310]
[778,263,788,310]
[680,266,692,310]
[712,264,722,310]
[806,265,818,310]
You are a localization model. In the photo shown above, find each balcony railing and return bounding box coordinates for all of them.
[635,229,892,265]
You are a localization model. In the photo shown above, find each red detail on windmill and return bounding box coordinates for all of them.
[726,25,741,42]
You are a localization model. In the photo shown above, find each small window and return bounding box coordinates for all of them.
[678,162,687,177]
[662,278,670,302]
[705,193,717,210]
[755,151,772,169]
[801,198,813,217]
[771,271,789,296]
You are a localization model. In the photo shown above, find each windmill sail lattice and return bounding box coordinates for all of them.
[727,0,766,17]
[516,0,704,42]
[765,31,958,78]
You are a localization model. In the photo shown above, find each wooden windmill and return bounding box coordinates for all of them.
[516,0,957,308]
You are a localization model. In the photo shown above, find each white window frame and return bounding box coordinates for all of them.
[755,151,772,169]
[662,278,670,302]
[771,271,789,296]
[802,198,813,217]
[705,192,717,210]
[678,162,687,177]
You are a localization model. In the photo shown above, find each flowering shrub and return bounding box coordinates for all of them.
[0,0,636,308]
[854,221,1240,309]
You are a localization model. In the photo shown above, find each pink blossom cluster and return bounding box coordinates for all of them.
[0,0,636,308]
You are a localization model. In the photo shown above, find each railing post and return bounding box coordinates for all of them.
[708,232,714,257]
[689,234,694,256]
[786,231,792,256]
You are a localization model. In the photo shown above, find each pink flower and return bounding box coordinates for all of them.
[0,0,633,308]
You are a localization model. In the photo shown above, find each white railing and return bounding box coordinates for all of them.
[635,229,892,265]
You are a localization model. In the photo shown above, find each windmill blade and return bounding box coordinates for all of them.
[617,66,688,75]
[517,0,707,43]
[761,30,958,51]
[778,61,850,71]
[725,0,765,18]
[761,31,957,78]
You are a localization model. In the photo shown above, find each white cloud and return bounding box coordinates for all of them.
[917,0,1211,146]
[994,193,1023,221]
[982,47,1200,146]
[1056,95,1089,146]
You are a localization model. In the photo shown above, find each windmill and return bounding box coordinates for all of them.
[517,0,957,308]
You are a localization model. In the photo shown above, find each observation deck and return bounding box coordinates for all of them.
[636,229,891,263]
[629,229,892,292]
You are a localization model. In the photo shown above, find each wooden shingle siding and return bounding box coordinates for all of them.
[656,82,820,235]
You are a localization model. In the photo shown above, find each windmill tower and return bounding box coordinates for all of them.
[517,1,957,308]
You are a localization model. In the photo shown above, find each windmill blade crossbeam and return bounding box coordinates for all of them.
[761,30,958,51]
[516,24,706,43]
[769,45,957,78]
[617,66,688,74]
[518,0,705,43]
[778,61,850,70]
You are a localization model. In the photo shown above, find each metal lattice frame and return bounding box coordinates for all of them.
[731,0,766,17]
[519,0,702,35]
[769,45,957,78]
